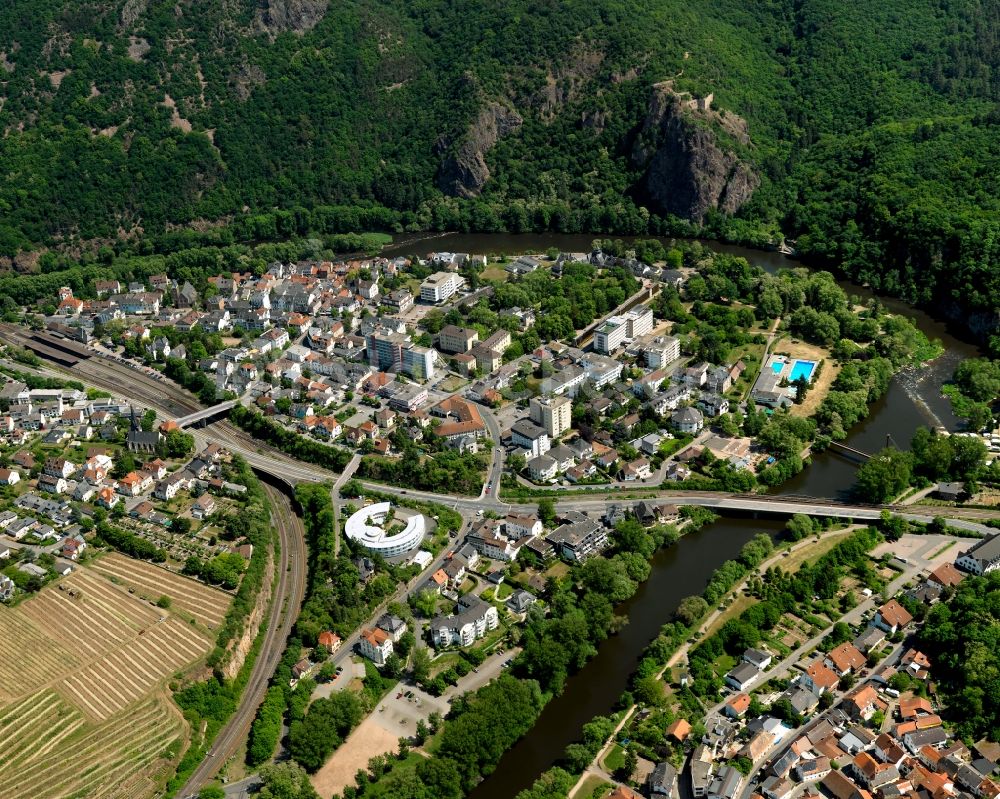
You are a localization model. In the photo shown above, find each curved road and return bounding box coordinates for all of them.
[178,483,307,797]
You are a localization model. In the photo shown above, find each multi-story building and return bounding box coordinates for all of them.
[420,272,463,303]
[438,325,479,354]
[624,304,654,339]
[504,513,543,539]
[594,316,628,354]
[429,595,499,648]
[366,329,411,371]
[545,514,609,562]
[644,335,682,368]
[358,627,393,665]
[510,419,550,457]
[530,395,572,438]
[402,345,435,380]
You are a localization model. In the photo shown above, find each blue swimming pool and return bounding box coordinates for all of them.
[770,361,784,375]
[789,360,816,382]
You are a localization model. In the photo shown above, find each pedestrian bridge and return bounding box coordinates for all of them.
[174,398,240,428]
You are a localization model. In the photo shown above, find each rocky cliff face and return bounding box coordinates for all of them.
[255,0,329,36]
[437,102,523,198]
[220,549,274,681]
[631,83,759,222]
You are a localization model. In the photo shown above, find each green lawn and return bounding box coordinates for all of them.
[603,744,626,772]
[712,653,736,678]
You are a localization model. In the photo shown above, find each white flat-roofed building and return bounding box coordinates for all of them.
[530,395,572,438]
[594,316,628,354]
[625,305,654,339]
[344,502,426,557]
[420,271,463,303]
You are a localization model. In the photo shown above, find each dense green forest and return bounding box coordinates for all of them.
[2,0,1000,326]
[919,572,1000,741]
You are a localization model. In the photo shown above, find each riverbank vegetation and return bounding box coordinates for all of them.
[514,524,882,798]
[855,426,993,503]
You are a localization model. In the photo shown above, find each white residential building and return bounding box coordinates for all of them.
[420,271,463,303]
[358,627,393,665]
[429,595,499,648]
[529,395,572,438]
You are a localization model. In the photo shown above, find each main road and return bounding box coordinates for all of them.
[4,331,993,537]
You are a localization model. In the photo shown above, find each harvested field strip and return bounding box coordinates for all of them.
[20,588,133,659]
[0,690,84,781]
[0,696,183,799]
[0,699,167,791]
[93,553,229,629]
[0,610,77,699]
[65,570,161,628]
[62,618,211,721]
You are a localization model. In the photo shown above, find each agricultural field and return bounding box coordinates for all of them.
[0,557,228,799]
[92,551,230,629]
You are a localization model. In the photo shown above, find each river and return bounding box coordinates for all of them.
[380,231,980,795]
[475,517,784,799]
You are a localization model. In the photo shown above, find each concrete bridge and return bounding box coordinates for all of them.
[174,398,240,428]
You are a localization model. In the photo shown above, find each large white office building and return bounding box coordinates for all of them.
[344,502,426,557]
[420,272,463,303]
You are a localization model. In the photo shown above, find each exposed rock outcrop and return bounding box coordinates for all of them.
[255,0,328,36]
[631,83,759,222]
[437,102,522,198]
[220,549,274,680]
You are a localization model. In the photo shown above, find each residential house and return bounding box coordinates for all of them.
[358,627,393,665]
[44,457,74,479]
[846,685,880,721]
[725,693,751,719]
[825,642,866,675]
[874,599,914,634]
[506,589,536,614]
[926,562,964,590]
[505,513,543,539]
[803,661,840,695]
[726,662,760,692]
[376,614,408,642]
[649,762,678,797]
[792,758,831,783]
[192,494,216,519]
[0,468,20,486]
[38,473,68,495]
[672,406,704,434]
[743,648,773,670]
[621,457,652,481]
[429,594,499,647]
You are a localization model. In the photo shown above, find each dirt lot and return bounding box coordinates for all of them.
[311,683,448,799]
[311,717,399,799]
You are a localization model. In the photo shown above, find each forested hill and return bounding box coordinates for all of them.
[2,0,1000,321]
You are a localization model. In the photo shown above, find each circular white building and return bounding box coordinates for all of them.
[344,502,426,557]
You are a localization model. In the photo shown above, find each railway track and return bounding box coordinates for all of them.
[178,484,307,796]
